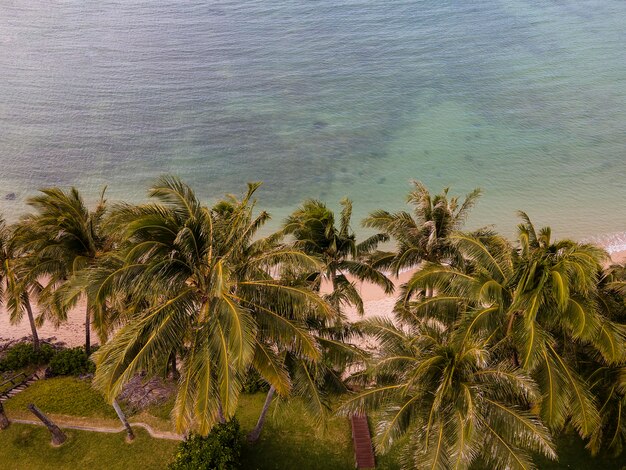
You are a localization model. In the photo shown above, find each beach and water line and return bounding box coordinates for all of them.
[0,1,625,342]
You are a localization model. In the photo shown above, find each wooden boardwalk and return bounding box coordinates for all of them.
[350,413,375,469]
[0,371,40,402]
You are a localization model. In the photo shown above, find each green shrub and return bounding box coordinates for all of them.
[170,419,243,470]
[49,347,95,376]
[242,368,269,394]
[0,343,55,372]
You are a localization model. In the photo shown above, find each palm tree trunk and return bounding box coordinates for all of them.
[217,402,226,424]
[0,402,9,430]
[247,386,275,443]
[505,313,520,367]
[27,404,66,445]
[169,352,179,380]
[112,399,134,442]
[330,269,337,291]
[329,268,340,311]
[23,295,40,351]
[506,312,516,336]
[85,300,91,356]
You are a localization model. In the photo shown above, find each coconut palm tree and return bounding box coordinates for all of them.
[246,335,365,442]
[246,275,367,442]
[340,317,556,469]
[586,263,626,456]
[400,215,622,440]
[363,181,481,274]
[92,177,332,435]
[246,198,386,443]
[601,262,626,301]
[587,363,626,457]
[14,187,109,355]
[283,198,393,315]
[0,218,41,350]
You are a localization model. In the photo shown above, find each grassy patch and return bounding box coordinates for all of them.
[4,376,178,433]
[534,433,626,469]
[128,392,358,468]
[3,380,360,469]
[0,424,176,470]
[3,380,623,469]
[375,442,403,470]
[143,395,176,422]
[237,394,355,470]
[4,377,117,420]
[127,395,177,433]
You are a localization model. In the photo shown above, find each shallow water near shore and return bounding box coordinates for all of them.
[1,1,625,244]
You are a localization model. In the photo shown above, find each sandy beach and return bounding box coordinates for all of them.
[0,297,89,348]
[2,250,625,348]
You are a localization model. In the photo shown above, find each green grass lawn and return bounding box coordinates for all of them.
[4,377,621,469]
[237,394,355,470]
[0,424,176,470]
[533,433,626,470]
[2,377,359,469]
[3,376,175,432]
[4,377,117,420]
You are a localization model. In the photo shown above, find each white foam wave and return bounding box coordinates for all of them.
[582,232,626,254]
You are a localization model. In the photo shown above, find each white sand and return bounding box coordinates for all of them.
[2,250,625,348]
[0,298,89,347]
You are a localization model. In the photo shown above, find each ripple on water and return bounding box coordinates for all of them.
[0,1,624,239]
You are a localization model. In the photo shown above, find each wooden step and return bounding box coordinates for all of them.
[350,414,376,469]
[0,372,40,402]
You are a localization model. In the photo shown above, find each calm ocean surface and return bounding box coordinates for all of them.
[1,1,625,248]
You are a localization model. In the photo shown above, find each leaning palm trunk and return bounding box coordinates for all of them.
[169,352,179,380]
[28,404,66,445]
[23,295,40,351]
[0,402,9,430]
[85,300,91,356]
[247,386,276,443]
[112,399,134,441]
[329,270,341,312]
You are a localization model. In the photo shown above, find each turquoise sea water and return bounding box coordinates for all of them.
[1,1,625,247]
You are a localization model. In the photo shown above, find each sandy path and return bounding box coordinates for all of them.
[10,418,183,440]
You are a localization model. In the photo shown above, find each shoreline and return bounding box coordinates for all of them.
[2,250,625,348]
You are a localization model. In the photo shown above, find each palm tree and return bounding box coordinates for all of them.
[245,198,386,443]
[363,181,481,274]
[340,317,556,469]
[400,214,621,440]
[586,263,626,456]
[601,262,626,300]
[92,177,331,435]
[0,218,41,350]
[14,187,109,355]
[246,271,368,442]
[246,334,365,443]
[283,198,393,315]
[587,364,626,456]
